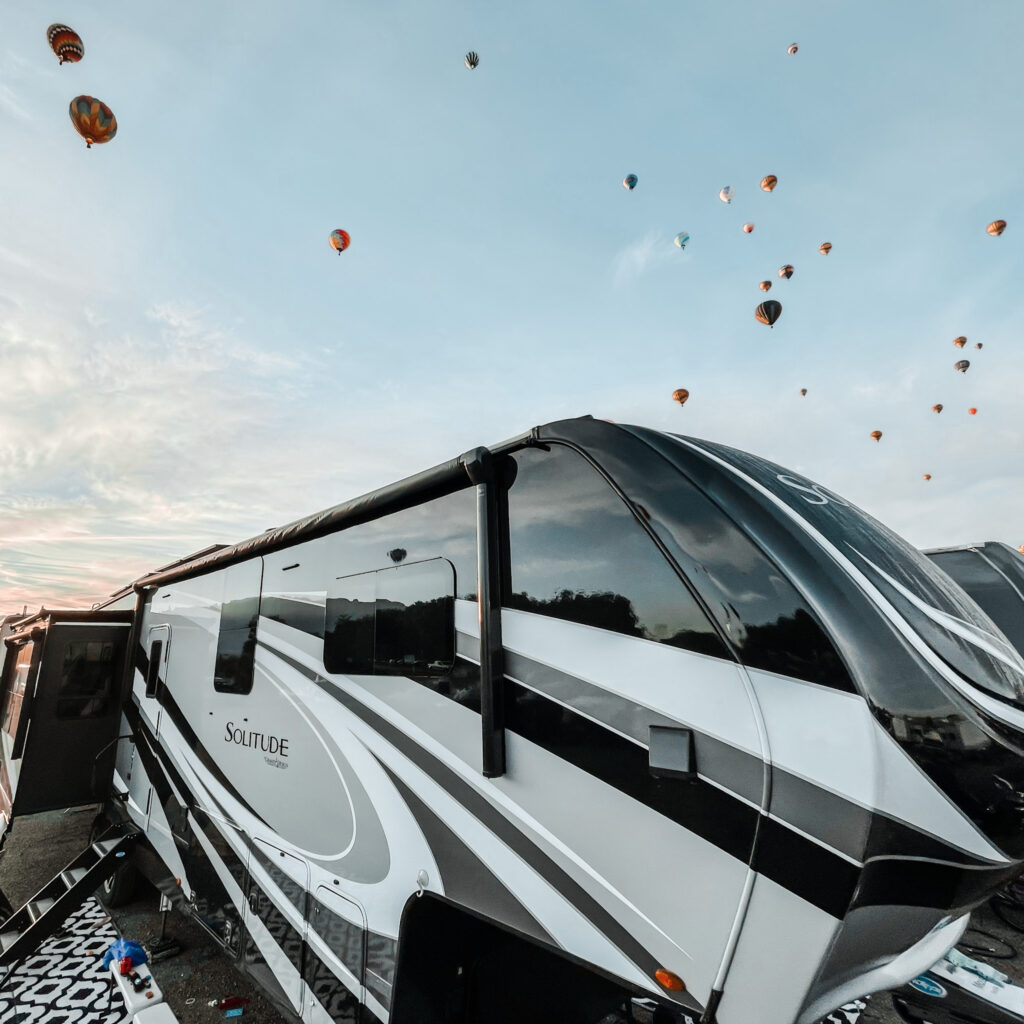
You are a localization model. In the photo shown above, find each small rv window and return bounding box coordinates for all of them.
[1,641,34,738]
[145,640,164,699]
[215,560,263,695]
[504,444,727,657]
[324,559,456,678]
[57,641,115,720]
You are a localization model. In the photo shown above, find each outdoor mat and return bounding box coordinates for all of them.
[0,895,129,1024]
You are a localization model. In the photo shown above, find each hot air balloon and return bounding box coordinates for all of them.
[969,408,978,415]
[623,174,638,191]
[779,264,794,279]
[870,430,883,442]
[672,388,690,407]
[68,96,117,147]
[955,360,970,373]
[719,186,734,204]
[465,51,479,69]
[819,242,832,255]
[674,232,690,249]
[932,403,943,413]
[953,336,967,348]
[755,300,782,327]
[976,342,983,350]
[329,229,351,254]
[987,220,1007,236]
[760,175,778,193]
[788,43,799,55]
[759,281,772,292]
[923,474,932,481]
[47,23,84,64]
[1018,545,1024,556]
[742,223,755,233]
[800,388,807,396]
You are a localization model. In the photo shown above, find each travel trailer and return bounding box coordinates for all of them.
[925,543,1024,658]
[3,415,1024,1024]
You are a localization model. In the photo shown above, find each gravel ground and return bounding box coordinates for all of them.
[0,807,287,1024]
[3,808,1024,1024]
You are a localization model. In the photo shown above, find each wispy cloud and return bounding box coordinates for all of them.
[612,231,674,287]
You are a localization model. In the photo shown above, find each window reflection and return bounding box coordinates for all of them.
[57,640,117,719]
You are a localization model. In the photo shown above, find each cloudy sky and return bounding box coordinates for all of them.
[1,1,1022,614]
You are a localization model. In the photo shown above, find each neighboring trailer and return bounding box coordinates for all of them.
[4,416,1024,1024]
[925,543,1024,657]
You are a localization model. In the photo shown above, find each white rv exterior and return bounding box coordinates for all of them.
[5,416,1024,1024]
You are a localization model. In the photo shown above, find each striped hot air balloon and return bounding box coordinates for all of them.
[47,23,84,64]
[955,360,970,373]
[932,404,943,413]
[759,281,772,292]
[465,51,479,69]
[755,300,782,327]
[68,96,117,147]
[870,430,882,442]
[672,388,689,407]
[788,43,799,55]
[329,229,351,254]
[779,264,794,279]
[760,174,778,192]
[819,241,832,255]
[953,336,967,348]
[987,220,1007,236]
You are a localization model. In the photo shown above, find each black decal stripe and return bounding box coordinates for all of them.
[378,759,556,948]
[304,943,361,1023]
[258,640,702,1013]
[246,872,306,979]
[123,699,191,817]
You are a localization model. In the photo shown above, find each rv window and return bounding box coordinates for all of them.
[215,560,263,695]
[1,642,33,738]
[324,559,456,678]
[56,641,115,720]
[145,640,164,699]
[504,444,727,657]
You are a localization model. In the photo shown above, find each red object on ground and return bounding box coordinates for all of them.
[219,996,250,1011]
[119,956,133,976]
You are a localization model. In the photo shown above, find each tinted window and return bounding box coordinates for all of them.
[216,560,262,695]
[57,640,116,719]
[688,437,1024,706]
[1,642,33,737]
[504,444,726,657]
[324,559,456,678]
[145,639,163,699]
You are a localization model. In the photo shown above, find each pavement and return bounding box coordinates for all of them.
[0,807,287,1024]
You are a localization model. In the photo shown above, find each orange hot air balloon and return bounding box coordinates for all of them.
[742,223,755,233]
[68,96,117,147]
[760,175,778,193]
[799,388,807,396]
[47,23,84,64]
[779,264,794,279]
[953,336,967,348]
[870,430,882,442]
[923,474,932,481]
[672,388,690,407]
[932,403,943,413]
[759,280,772,292]
[329,229,351,253]
[819,242,832,255]
[1018,545,1024,556]
[987,220,1007,236]
[969,407,978,415]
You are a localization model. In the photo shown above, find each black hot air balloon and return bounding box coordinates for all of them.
[755,300,782,327]
[955,360,970,373]
[465,51,479,69]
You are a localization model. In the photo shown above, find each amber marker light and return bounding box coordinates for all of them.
[655,969,686,992]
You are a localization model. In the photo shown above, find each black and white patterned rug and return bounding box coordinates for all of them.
[0,896,129,1024]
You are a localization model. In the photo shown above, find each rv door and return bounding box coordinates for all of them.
[0,622,130,822]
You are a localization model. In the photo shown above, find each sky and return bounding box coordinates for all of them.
[1,1,1022,614]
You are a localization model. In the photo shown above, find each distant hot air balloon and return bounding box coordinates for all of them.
[760,175,778,193]
[465,51,479,69]
[799,388,807,396]
[819,242,832,255]
[719,186,734,204]
[975,342,983,350]
[932,403,943,413]
[955,360,970,373]
[623,174,638,191]
[779,264,794,279]
[953,336,967,348]
[870,430,883,442]
[1018,545,1024,556]
[672,388,690,407]
[742,223,755,233]
[47,23,84,64]
[987,220,1007,236]
[788,43,799,55]
[969,408,978,415]
[923,474,932,481]
[329,229,351,253]
[674,232,690,249]
[755,300,782,327]
[759,280,772,292]
[68,96,117,147]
